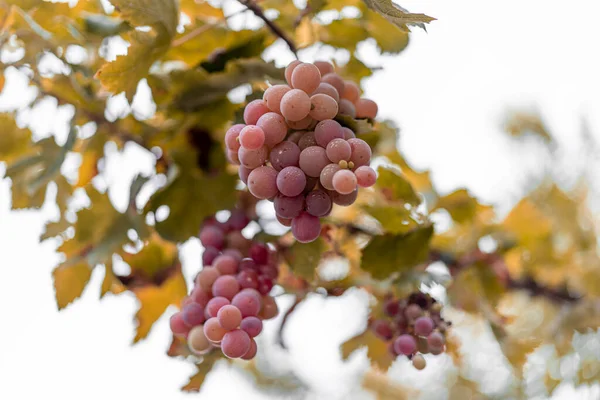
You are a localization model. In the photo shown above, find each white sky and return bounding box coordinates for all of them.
[1,0,600,399]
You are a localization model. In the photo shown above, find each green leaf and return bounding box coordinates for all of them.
[284,237,326,280]
[362,225,434,280]
[52,261,92,309]
[364,10,409,53]
[364,205,417,234]
[320,19,366,51]
[199,32,268,73]
[341,329,395,370]
[109,0,179,36]
[434,189,492,224]
[361,0,435,31]
[82,13,131,37]
[375,167,420,206]
[334,114,373,135]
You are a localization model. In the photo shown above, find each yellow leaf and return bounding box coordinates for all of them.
[341,329,395,371]
[181,352,221,391]
[0,113,32,163]
[121,232,178,279]
[109,0,179,36]
[361,0,435,31]
[52,261,92,309]
[363,10,409,54]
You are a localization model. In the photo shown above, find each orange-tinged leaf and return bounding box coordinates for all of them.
[341,330,395,371]
[182,352,221,391]
[121,232,178,279]
[52,261,92,309]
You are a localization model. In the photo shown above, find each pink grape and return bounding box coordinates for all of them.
[196,266,222,292]
[260,295,278,319]
[313,60,334,76]
[310,94,338,121]
[314,119,344,148]
[277,215,292,227]
[313,82,339,102]
[243,99,269,125]
[415,317,435,336]
[236,269,259,290]
[338,99,356,118]
[227,231,251,253]
[188,325,211,354]
[212,275,240,300]
[276,166,306,197]
[256,112,288,147]
[405,304,422,320]
[182,303,206,327]
[260,264,278,279]
[238,145,268,169]
[299,146,330,177]
[291,211,321,243]
[280,89,311,121]
[212,254,239,275]
[239,125,265,150]
[227,149,240,165]
[204,317,227,343]
[305,190,332,217]
[291,62,321,94]
[326,138,351,163]
[206,296,230,318]
[239,258,259,272]
[342,127,356,140]
[240,316,263,338]
[348,138,372,168]
[217,305,243,331]
[342,81,360,102]
[287,115,313,130]
[319,163,342,190]
[383,299,400,317]
[286,130,305,144]
[257,275,274,295]
[427,332,445,349]
[330,188,358,206]
[298,131,318,150]
[321,73,345,96]
[222,248,243,261]
[238,166,251,184]
[199,226,225,249]
[412,354,427,370]
[270,141,300,171]
[202,247,220,266]
[355,166,376,187]
[241,338,258,360]
[394,334,417,356]
[222,329,251,358]
[227,210,249,230]
[372,320,394,340]
[232,290,262,317]
[274,193,304,219]
[355,98,378,119]
[263,84,290,114]
[285,60,302,85]
[190,288,210,307]
[247,166,278,199]
[225,124,245,151]
[249,243,269,264]
[332,169,357,195]
[170,312,190,338]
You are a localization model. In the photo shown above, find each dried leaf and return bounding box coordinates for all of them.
[52,261,92,309]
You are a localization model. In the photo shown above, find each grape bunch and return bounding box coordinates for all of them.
[224,60,379,243]
[371,291,451,370]
[169,210,279,360]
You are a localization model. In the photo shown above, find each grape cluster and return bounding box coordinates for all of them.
[169,210,279,360]
[371,292,451,370]
[224,60,378,243]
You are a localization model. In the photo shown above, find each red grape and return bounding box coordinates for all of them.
[212,275,240,300]
[221,329,251,358]
[217,304,242,331]
[240,316,263,338]
[291,211,321,243]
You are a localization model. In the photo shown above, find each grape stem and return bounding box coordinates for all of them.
[276,294,304,349]
[237,0,299,57]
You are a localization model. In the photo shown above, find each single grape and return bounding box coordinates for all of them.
[347,138,372,168]
[227,149,240,165]
[329,188,358,206]
[342,81,360,102]
[240,316,263,338]
[291,62,321,94]
[241,338,258,360]
[372,319,394,340]
[239,258,259,273]
[227,210,250,231]
[342,127,356,140]
[259,264,278,280]
[310,94,338,121]
[355,98,378,119]
[202,246,220,267]
[247,166,279,199]
[188,325,211,354]
[270,141,301,171]
[414,317,435,337]
[236,269,259,290]
[394,334,417,356]
[412,354,427,370]
[383,299,400,317]
[287,115,313,130]
[263,84,291,114]
[280,89,311,121]
[203,317,227,343]
[239,125,266,150]
[285,60,302,85]
[332,169,357,195]
[260,295,279,319]
[206,296,231,318]
[222,329,251,359]
[314,60,334,76]
[243,99,269,125]
[299,146,330,177]
[427,332,445,349]
[181,296,194,309]
[305,190,332,217]
[212,255,239,276]
[326,138,351,163]
[217,304,243,331]
[212,275,240,300]
[199,226,225,249]
[232,290,262,317]
[320,163,342,190]
[276,166,306,197]
[189,287,211,307]
[321,73,345,97]
[277,215,292,227]
[249,243,269,265]
[313,82,339,102]
[238,166,252,185]
[355,166,377,187]
[298,131,318,150]
[314,119,344,148]
[405,304,422,321]
[257,275,274,295]
[238,145,268,170]
[291,211,321,243]
[256,112,288,148]
[274,193,304,219]
[225,124,245,151]
[170,312,190,338]
[338,99,356,118]
[286,130,305,144]
[182,303,206,327]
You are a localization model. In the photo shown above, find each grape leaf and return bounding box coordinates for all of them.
[284,237,326,280]
[364,10,409,54]
[109,0,179,37]
[361,0,435,31]
[181,352,222,391]
[364,205,417,234]
[52,261,92,309]
[0,113,32,163]
[362,225,433,280]
[434,189,494,224]
[101,261,126,298]
[375,166,420,206]
[341,329,395,370]
[120,232,178,282]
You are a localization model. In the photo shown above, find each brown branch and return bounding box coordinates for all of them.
[238,0,298,57]
[277,295,303,349]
